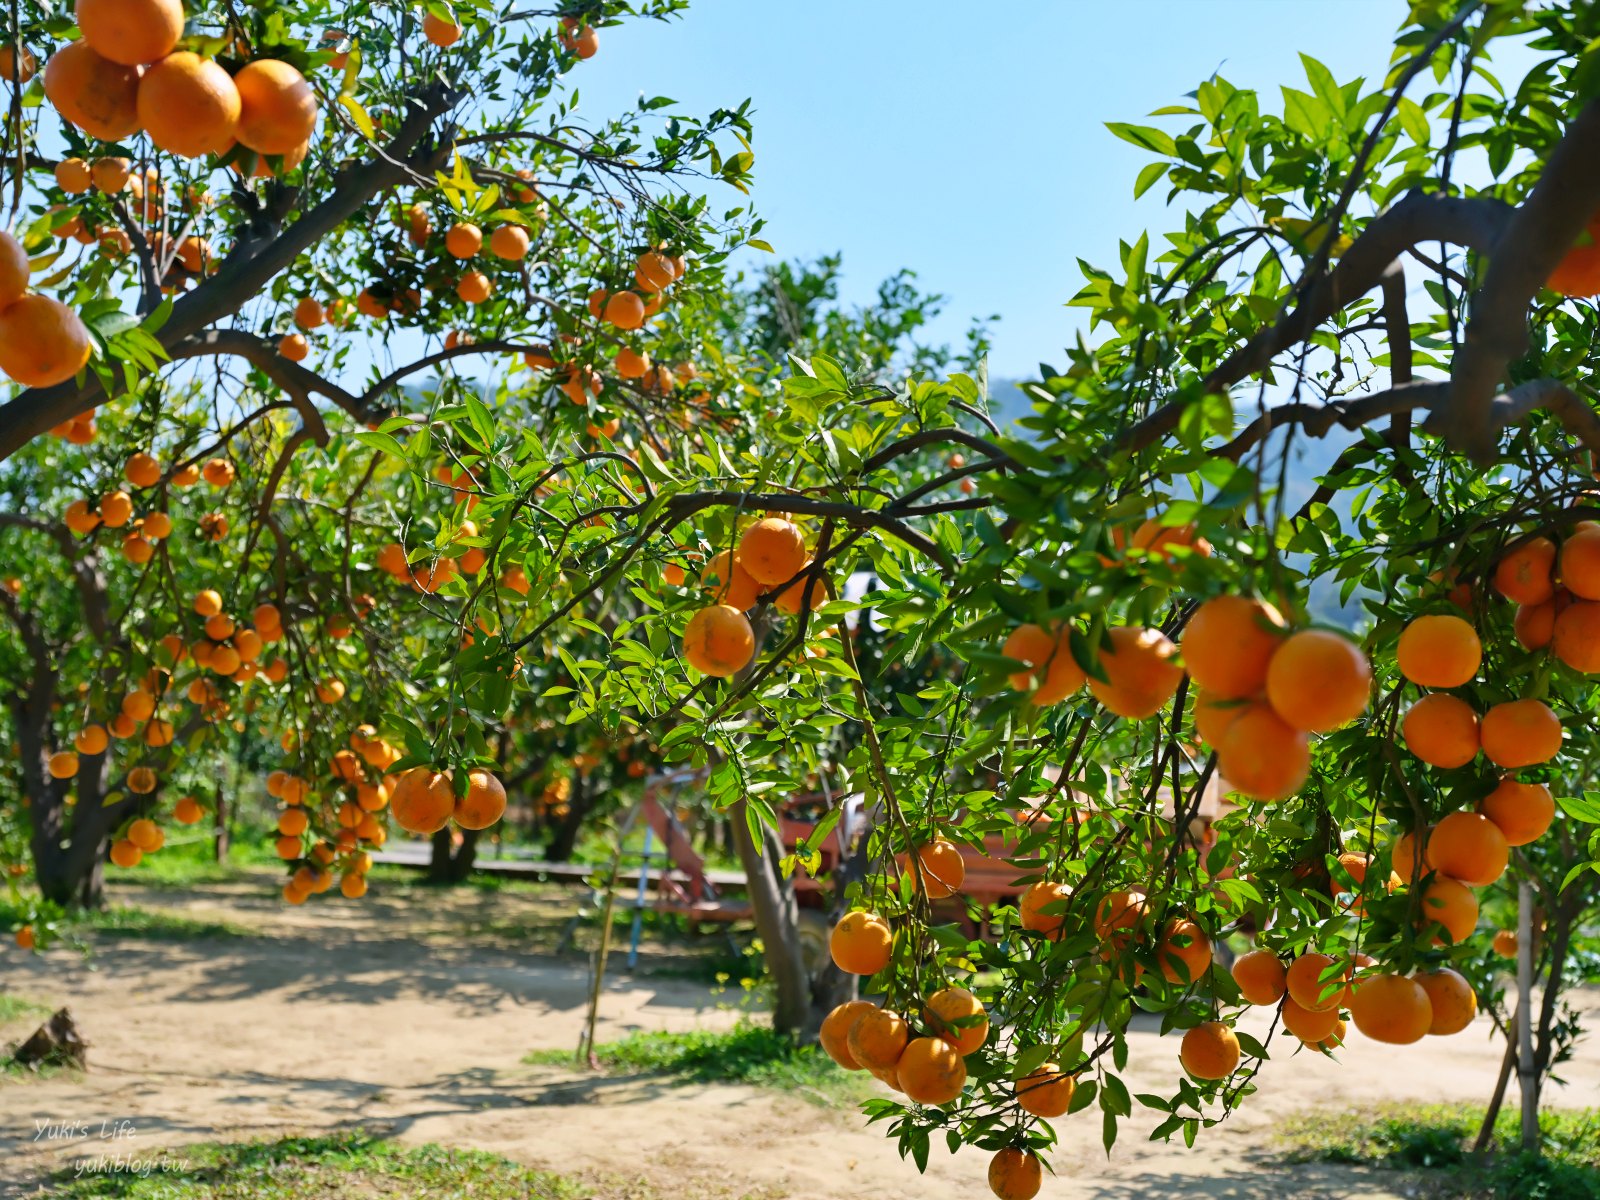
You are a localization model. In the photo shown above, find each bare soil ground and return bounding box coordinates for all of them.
[1,872,1595,1199]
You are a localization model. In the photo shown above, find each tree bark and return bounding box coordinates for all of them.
[545,769,594,862]
[729,797,813,1038]
[1516,880,1538,1152]
[427,827,481,883]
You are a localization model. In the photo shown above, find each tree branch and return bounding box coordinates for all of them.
[1445,98,1600,461]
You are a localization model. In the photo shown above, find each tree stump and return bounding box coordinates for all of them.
[10,1008,88,1071]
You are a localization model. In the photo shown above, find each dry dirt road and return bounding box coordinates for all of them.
[1,872,1595,1199]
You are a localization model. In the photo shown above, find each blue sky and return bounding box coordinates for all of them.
[568,0,1431,378]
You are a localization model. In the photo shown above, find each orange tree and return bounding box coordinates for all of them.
[7,0,1600,1195]
[0,0,760,919]
[318,0,1600,1191]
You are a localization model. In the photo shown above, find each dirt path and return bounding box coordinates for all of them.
[2,875,1595,1199]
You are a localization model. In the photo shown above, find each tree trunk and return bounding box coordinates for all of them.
[1516,880,1538,1153]
[728,798,861,1043]
[19,694,121,911]
[427,827,481,883]
[545,769,594,862]
[213,784,229,863]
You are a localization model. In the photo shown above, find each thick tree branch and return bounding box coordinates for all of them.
[0,83,462,461]
[1446,99,1600,461]
[1114,191,1512,457]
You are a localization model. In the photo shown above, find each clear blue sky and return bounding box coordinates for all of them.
[566,0,1427,378]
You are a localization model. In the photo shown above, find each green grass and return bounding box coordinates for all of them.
[1280,1102,1600,1200]
[84,904,255,941]
[105,836,278,888]
[524,1021,874,1106]
[41,1131,589,1199]
[0,991,51,1026]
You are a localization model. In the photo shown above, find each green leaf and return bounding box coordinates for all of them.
[1105,122,1177,157]
[1133,161,1168,199]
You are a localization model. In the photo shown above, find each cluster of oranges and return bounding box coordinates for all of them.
[680,515,830,678]
[108,801,204,870]
[62,452,235,562]
[267,725,406,901]
[388,765,508,836]
[43,0,319,167]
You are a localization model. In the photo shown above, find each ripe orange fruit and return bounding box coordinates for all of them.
[604,290,646,330]
[1286,952,1350,1013]
[1548,214,1600,296]
[775,565,829,615]
[137,52,240,157]
[1400,693,1480,768]
[340,873,368,899]
[924,987,988,1055]
[1427,811,1509,887]
[202,458,235,487]
[47,750,79,779]
[1192,689,1246,746]
[897,1036,966,1105]
[124,452,161,488]
[700,551,761,611]
[988,1147,1042,1200]
[1418,875,1479,945]
[0,231,25,309]
[194,589,223,617]
[99,489,132,527]
[615,347,650,379]
[635,250,674,291]
[738,517,808,586]
[0,45,36,85]
[1414,968,1476,1035]
[127,766,157,794]
[1492,929,1519,958]
[910,838,964,899]
[1003,623,1085,706]
[1494,537,1557,605]
[1093,888,1146,937]
[279,332,309,362]
[829,911,893,975]
[1477,778,1555,846]
[488,224,530,260]
[1017,879,1072,938]
[1216,702,1310,800]
[1552,599,1600,672]
[1157,918,1212,984]
[1181,595,1286,698]
[1515,597,1557,650]
[277,808,309,837]
[1479,698,1561,768]
[1559,526,1600,599]
[1088,626,1183,718]
[682,604,755,677]
[1349,973,1432,1045]
[55,157,92,193]
[1231,949,1287,1005]
[1179,1020,1240,1079]
[563,23,600,59]
[423,12,462,47]
[454,769,506,829]
[75,725,108,755]
[1281,996,1341,1043]
[294,296,325,330]
[390,768,456,835]
[233,60,318,155]
[91,156,131,193]
[1396,614,1482,687]
[77,0,183,66]
[109,839,142,868]
[1391,827,1430,884]
[1016,1062,1076,1118]
[846,1007,908,1071]
[456,270,492,303]
[819,1000,876,1069]
[1265,629,1371,732]
[173,797,204,825]
[0,296,92,388]
[44,40,142,141]
[445,222,482,258]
